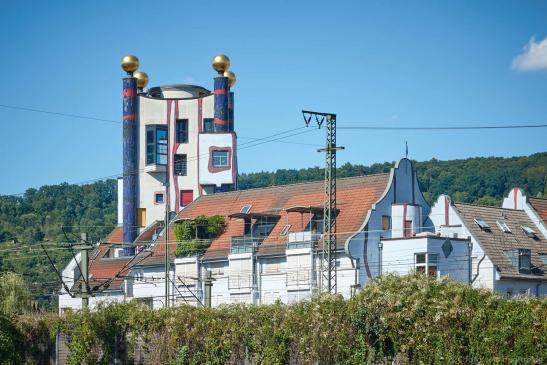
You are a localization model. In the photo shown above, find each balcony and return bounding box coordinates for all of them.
[230,236,265,254]
[287,231,321,250]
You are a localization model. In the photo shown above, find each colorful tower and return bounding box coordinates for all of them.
[121,55,140,256]
[117,54,238,247]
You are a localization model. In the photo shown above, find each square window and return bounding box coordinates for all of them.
[154,193,164,204]
[203,118,214,133]
[415,253,426,264]
[180,190,193,207]
[428,253,439,264]
[212,150,229,167]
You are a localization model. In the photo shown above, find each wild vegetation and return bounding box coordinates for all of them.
[0,275,545,364]
[0,152,545,310]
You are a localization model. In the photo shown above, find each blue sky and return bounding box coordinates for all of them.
[0,1,546,195]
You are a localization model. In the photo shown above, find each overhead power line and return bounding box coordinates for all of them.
[339,123,547,131]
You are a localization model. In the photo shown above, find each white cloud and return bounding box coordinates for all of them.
[512,36,547,71]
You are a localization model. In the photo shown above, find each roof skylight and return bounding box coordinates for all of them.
[240,204,252,214]
[496,220,511,233]
[280,224,291,236]
[474,218,490,230]
[521,226,537,239]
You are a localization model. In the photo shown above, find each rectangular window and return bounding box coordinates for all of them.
[146,125,168,166]
[176,119,188,143]
[137,208,146,228]
[154,192,164,204]
[382,215,391,231]
[212,150,229,167]
[180,190,193,207]
[146,128,155,165]
[414,252,437,277]
[203,118,214,133]
[174,154,187,176]
[404,220,413,238]
[518,249,531,273]
[280,224,291,236]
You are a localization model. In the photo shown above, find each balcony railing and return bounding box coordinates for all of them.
[287,231,321,250]
[230,236,265,254]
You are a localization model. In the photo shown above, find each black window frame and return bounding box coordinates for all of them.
[146,125,168,166]
[176,119,188,143]
[203,118,214,133]
[174,154,187,176]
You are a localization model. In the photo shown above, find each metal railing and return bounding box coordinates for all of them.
[230,236,265,254]
[287,231,321,250]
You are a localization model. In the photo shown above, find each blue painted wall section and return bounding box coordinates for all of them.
[213,76,229,132]
[122,77,138,255]
[228,91,234,131]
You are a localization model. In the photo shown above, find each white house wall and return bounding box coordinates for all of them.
[381,237,470,282]
[346,158,432,287]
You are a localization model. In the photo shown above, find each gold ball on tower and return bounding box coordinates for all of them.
[121,54,139,74]
[134,71,149,89]
[223,70,236,87]
[212,54,230,73]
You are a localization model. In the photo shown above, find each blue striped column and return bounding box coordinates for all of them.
[122,77,138,255]
[228,91,234,131]
[213,76,229,132]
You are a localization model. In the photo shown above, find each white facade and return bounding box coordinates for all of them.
[117,85,237,229]
[381,236,471,283]
[429,195,546,297]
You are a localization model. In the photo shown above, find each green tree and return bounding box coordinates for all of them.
[0,272,31,316]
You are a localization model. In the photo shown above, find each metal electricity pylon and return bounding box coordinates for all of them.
[302,110,344,293]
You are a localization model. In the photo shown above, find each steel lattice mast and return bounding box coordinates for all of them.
[302,110,344,293]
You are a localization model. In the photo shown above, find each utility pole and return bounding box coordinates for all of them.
[74,233,93,310]
[165,129,171,308]
[302,110,344,294]
[203,270,214,308]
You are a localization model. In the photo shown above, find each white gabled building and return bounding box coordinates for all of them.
[430,195,546,297]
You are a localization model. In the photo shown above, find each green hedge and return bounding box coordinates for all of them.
[2,275,546,364]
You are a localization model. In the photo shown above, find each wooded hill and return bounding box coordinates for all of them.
[0,152,545,310]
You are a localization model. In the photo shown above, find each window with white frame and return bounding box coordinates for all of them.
[286,253,311,287]
[212,150,229,167]
[414,252,438,277]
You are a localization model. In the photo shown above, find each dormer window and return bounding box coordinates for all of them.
[496,221,511,233]
[474,218,490,231]
[518,249,531,274]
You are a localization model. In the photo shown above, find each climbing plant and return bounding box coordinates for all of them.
[173,215,225,257]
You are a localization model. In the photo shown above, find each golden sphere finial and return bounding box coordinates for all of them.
[212,54,230,73]
[121,54,139,74]
[224,70,236,87]
[134,71,149,89]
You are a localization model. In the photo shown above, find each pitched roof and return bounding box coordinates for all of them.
[174,173,390,260]
[454,203,546,280]
[529,197,547,223]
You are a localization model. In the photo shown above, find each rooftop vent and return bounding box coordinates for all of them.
[474,218,490,231]
[521,226,537,239]
[240,204,252,214]
[496,220,511,233]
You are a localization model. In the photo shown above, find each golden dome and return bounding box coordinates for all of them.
[212,54,230,73]
[121,54,139,73]
[134,71,149,89]
[224,70,236,87]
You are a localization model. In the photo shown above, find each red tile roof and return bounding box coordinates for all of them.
[529,197,547,223]
[174,173,390,260]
